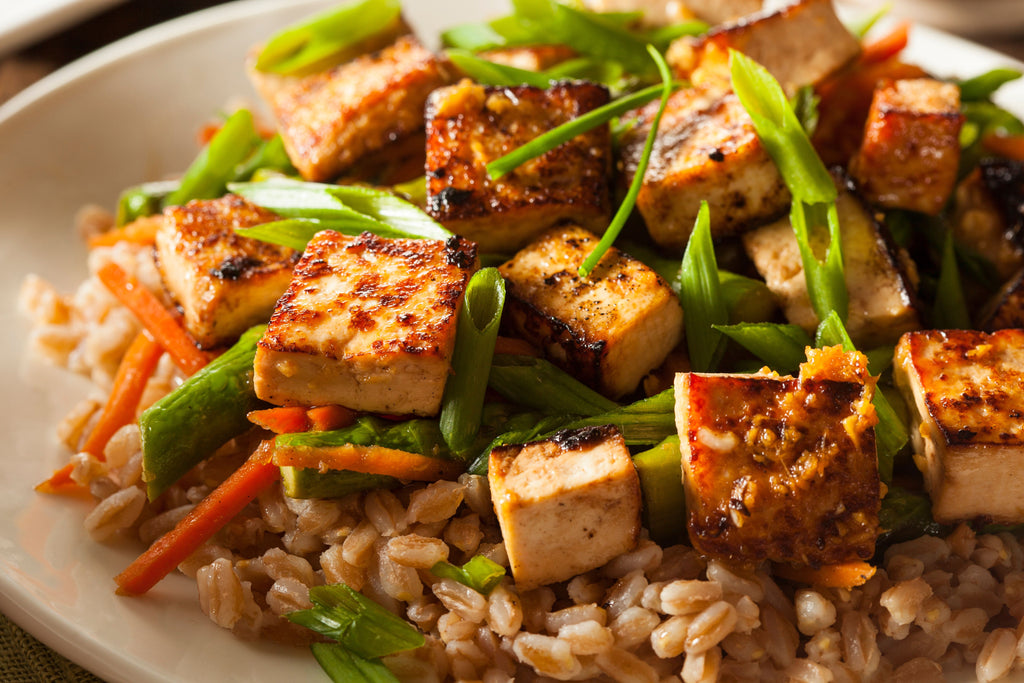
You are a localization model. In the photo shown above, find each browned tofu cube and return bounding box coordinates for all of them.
[674,352,881,567]
[499,225,683,398]
[477,45,577,72]
[254,231,477,416]
[619,86,789,250]
[489,425,642,590]
[743,173,923,347]
[952,160,1024,282]
[982,267,1024,330]
[667,0,859,94]
[425,80,612,253]
[585,0,761,27]
[894,329,1024,524]
[255,36,450,182]
[850,78,964,215]
[155,195,298,349]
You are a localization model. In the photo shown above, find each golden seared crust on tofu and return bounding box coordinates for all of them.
[952,161,1024,282]
[489,425,642,590]
[667,0,859,94]
[983,268,1024,330]
[674,358,881,567]
[743,173,922,347]
[258,36,451,182]
[155,195,298,349]
[620,86,789,250]
[894,329,1024,524]
[425,80,612,253]
[850,78,964,216]
[498,225,684,398]
[254,231,477,416]
[477,45,577,72]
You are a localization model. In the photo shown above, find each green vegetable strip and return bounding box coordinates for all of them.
[326,185,452,240]
[116,180,178,226]
[486,81,671,180]
[931,229,971,329]
[309,643,398,683]
[446,49,553,88]
[163,109,261,208]
[845,2,891,39]
[578,45,674,277]
[467,414,574,476]
[255,0,401,76]
[956,68,1022,102]
[878,485,945,547]
[232,134,296,181]
[717,270,777,324]
[548,3,655,76]
[139,325,267,500]
[276,416,452,462]
[633,435,687,545]
[564,388,676,445]
[430,556,506,595]
[678,201,729,372]
[713,322,812,375]
[730,50,848,323]
[441,21,509,51]
[280,466,396,500]
[487,354,617,416]
[235,219,332,251]
[643,20,709,50]
[440,268,506,456]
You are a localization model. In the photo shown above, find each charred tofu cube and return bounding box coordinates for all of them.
[477,45,577,72]
[620,86,789,250]
[894,329,1024,524]
[743,173,922,347]
[489,425,642,590]
[982,267,1024,330]
[952,160,1024,282]
[254,36,450,182]
[155,195,298,349]
[425,80,612,253]
[498,225,683,398]
[674,352,881,567]
[254,231,477,415]
[667,0,859,94]
[850,78,964,215]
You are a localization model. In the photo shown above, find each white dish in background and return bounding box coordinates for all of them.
[0,0,126,56]
[0,1,1022,682]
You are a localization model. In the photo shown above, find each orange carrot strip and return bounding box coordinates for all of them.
[860,21,911,65]
[115,443,280,596]
[247,407,310,434]
[87,215,162,249]
[773,561,876,588]
[96,262,210,376]
[982,132,1024,161]
[305,405,357,432]
[35,463,90,497]
[80,331,164,460]
[273,443,464,481]
[493,336,540,357]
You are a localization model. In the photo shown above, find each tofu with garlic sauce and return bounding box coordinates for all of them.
[425,80,612,253]
[254,231,477,416]
[499,225,683,399]
[155,195,298,349]
[894,328,1024,524]
[675,347,881,567]
[489,425,642,590]
[743,173,922,348]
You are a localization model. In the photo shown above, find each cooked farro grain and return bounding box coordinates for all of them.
[365,488,409,537]
[660,579,723,616]
[610,606,661,650]
[513,631,582,679]
[83,485,145,541]
[434,577,487,622]
[197,558,248,629]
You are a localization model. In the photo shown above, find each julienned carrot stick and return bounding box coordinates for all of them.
[305,405,356,432]
[272,443,464,481]
[35,463,89,497]
[87,215,162,249]
[95,262,209,376]
[860,21,911,65]
[115,443,280,596]
[247,406,310,434]
[773,560,876,588]
[81,331,164,459]
[982,132,1024,161]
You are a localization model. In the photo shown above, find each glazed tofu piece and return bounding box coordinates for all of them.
[254,36,450,182]
[675,348,881,567]
[667,0,859,95]
[489,425,642,590]
[620,86,789,250]
[254,231,478,415]
[425,80,612,253]
[155,195,298,349]
[743,174,922,347]
[952,160,1024,282]
[477,45,577,72]
[894,329,1024,524]
[850,78,964,215]
[982,267,1024,330]
[499,225,684,398]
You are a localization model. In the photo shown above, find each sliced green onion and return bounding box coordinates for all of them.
[789,85,820,137]
[644,20,709,50]
[956,68,1022,102]
[254,0,402,76]
[718,270,777,324]
[326,184,452,240]
[564,387,676,445]
[845,2,891,39]
[163,109,261,208]
[441,21,510,51]
[440,269,506,456]
[713,322,812,375]
[234,218,351,251]
[877,485,945,547]
[546,2,655,76]
[931,229,971,329]
[633,435,686,545]
[392,175,427,207]
[487,354,618,416]
[467,414,573,475]
[578,45,673,277]
[115,180,179,226]
[276,416,451,461]
[309,643,398,683]
[233,134,296,181]
[446,49,554,87]
[430,556,506,595]
[678,201,728,372]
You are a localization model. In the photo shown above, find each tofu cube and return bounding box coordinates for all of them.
[489,425,642,590]
[584,0,762,27]
[155,195,298,349]
[850,78,965,215]
[894,329,1024,524]
[254,231,478,415]
[425,80,613,253]
[743,173,923,347]
[255,36,450,182]
[982,267,1024,330]
[667,0,859,95]
[675,360,881,566]
[498,225,684,398]
[619,86,790,250]
[952,160,1024,282]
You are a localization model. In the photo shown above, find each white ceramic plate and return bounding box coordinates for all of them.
[0,0,126,56]
[0,2,1022,682]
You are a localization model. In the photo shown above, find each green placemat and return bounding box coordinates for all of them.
[0,611,104,683]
